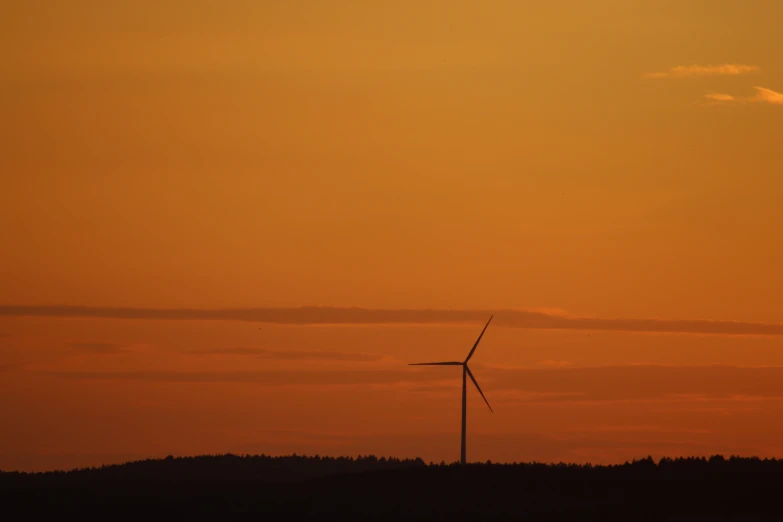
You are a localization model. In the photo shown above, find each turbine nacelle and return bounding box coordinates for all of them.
[408,315,493,413]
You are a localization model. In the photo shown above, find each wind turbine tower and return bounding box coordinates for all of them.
[409,315,494,465]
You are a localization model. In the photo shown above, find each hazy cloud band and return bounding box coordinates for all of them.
[645,64,759,78]
[189,346,383,362]
[40,365,783,402]
[2,305,783,336]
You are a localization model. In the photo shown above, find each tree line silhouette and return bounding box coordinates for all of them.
[1,453,427,482]
[4,454,783,520]
[3,453,783,482]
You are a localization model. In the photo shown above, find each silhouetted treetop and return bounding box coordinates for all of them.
[2,453,782,484]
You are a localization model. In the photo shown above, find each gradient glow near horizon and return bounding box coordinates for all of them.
[2,1,783,471]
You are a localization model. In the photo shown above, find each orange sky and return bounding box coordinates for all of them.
[2,1,783,471]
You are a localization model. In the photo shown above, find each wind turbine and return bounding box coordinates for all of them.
[409,315,493,465]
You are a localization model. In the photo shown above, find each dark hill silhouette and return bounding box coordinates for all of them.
[3,454,783,520]
[1,453,426,482]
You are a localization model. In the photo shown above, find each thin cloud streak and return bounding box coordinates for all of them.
[702,86,783,106]
[752,86,783,105]
[39,365,783,402]
[189,346,382,362]
[40,369,418,386]
[645,64,759,78]
[67,342,129,354]
[2,305,783,336]
[705,93,735,102]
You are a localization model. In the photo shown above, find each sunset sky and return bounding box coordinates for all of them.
[2,1,783,471]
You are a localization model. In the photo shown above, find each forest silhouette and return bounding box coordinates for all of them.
[3,453,783,520]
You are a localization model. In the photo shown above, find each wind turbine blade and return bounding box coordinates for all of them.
[408,362,463,366]
[465,365,493,413]
[464,315,493,363]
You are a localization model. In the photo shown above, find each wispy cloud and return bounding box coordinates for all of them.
[538,360,572,367]
[751,86,783,105]
[645,64,759,79]
[3,305,783,336]
[704,92,735,102]
[702,86,783,106]
[67,342,129,355]
[40,365,783,402]
[40,369,416,386]
[189,346,382,362]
